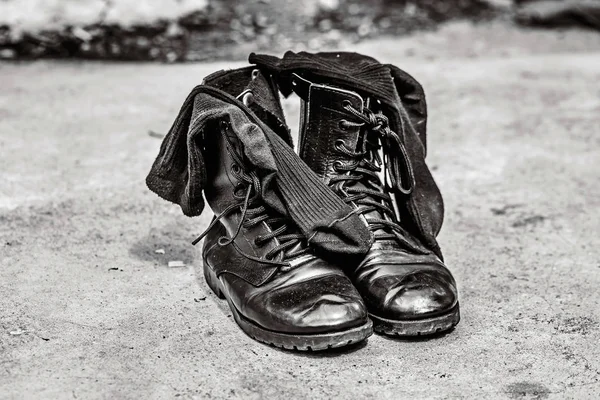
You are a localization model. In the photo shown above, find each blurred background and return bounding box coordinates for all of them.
[1,0,599,62]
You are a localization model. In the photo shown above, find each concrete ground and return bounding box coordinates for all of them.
[1,22,599,399]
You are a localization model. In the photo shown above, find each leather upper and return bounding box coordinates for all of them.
[198,69,370,334]
[297,76,365,184]
[352,241,457,320]
[295,79,459,321]
[203,223,368,334]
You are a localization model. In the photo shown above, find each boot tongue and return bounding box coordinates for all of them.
[293,76,396,240]
[292,75,363,183]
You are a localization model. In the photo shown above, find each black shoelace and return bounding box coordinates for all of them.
[331,103,426,254]
[192,133,309,270]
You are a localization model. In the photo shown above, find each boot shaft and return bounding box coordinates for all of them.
[146,67,374,284]
[250,51,445,257]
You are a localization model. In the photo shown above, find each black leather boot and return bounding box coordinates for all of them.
[250,52,460,336]
[199,119,371,350]
[146,68,373,350]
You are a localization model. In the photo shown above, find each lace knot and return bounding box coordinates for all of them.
[342,103,415,195]
[192,134,309,269]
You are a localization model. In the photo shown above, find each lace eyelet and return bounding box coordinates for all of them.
[334,139,345,150]
[251,69,260,80]
[341,99,352,109]
[241,92,254,107]
[219,120,229,131]
[233,184,245,198]
[333,160,344,171]
[338,120,349,131]
[231,164,241,174]
[254,237,264,247]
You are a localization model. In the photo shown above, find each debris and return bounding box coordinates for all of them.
[168,260,186,268]
[255,13,269,29]
[71,27,92,42]
[165,23,184,38]
[491,204,523,216]
[149,47,161,59]
[148,130,165,139]
[108,267,119,271]
[319,19,333,32]
[9,328,27,336]
[0,49,16,59]
[319,0,340,11]
[154,248,165,254]
[165,51,178,63]
[512,215,546,228]
[194,297,207,302]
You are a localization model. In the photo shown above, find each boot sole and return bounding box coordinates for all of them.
[370,303,460,337]
[204,265,373,351]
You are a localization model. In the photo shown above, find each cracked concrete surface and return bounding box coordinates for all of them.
[1,24,599,399]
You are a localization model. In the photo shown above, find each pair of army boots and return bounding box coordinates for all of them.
[146,51,459,351]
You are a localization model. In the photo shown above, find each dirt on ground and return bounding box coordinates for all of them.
[1,22,600,399]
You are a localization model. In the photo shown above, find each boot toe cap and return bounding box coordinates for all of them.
[356,260,458,321]
[251,274,369,334]
[381,271,458,319]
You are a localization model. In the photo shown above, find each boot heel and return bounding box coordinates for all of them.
[203,263,225,299]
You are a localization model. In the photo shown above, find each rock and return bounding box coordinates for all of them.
[230,19,242,31]
[168,260,186,268]
[243,27,255,39]
[319,0,340,11]
[348,4,361,15]
[264,25,277,36]
[136,37,151,48]
[165,51,178,63]
[149,47,161,59]
[325,29,341,41]
[379,17,392,29]
[255,13,269,28]
[483,0,513,8]
[242,14,253,26]
[319,19,333,32]
[72,27,92,42]
[357,23,371,38]
[308,37,322,50]
[165,22,184,38]
[0,48,16,59]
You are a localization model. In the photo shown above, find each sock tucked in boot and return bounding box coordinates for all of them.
[251,51,460,336]
[145,68,373,350]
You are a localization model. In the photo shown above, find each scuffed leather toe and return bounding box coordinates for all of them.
[381,271,458,320]
[258,274,368,333]
[353,252,458,321]
[226,259,369,335]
